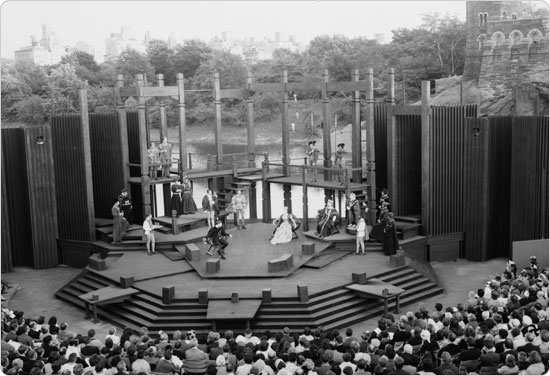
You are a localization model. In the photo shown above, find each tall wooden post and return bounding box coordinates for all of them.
[247,72,255,167]
[214,72,223,170]
[282,71,290,175]
[283,184,292,214]
[421,81,431,236]
[157,74,168,142]
[137,74,151,216]
[249,181,257,219]
[115,75,130,193]
[302,166,309,231]
[322,69,332,181]
[262,153,271,222]
[365,68,377,225]
[387,68,397,215]
[176,73,187,173]
[351,69,362,183]
[79,89,96,241]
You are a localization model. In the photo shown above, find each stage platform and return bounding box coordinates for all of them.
[57,222,444,334]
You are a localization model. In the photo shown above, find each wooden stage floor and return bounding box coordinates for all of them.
[90,222,394,300]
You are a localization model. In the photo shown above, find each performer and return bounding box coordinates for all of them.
[270,206,298,245]
[306,141,320,182]
[147,142,160,180]
[202,189,219,228]
[158,137,172,178]
[181,176,198,214]
[118,188,133,225]
[377,188,391,221]
[335,143,347,184]
[383,212,399,256]
[356,217,367,255]
[170,180,183,217]
[369,206,389,242]
[346,193,362,230]
[143,214,162,255]
[316,199,340,238]
[231,190,247,230]
[111,199,129,244]
[204,220,232,259]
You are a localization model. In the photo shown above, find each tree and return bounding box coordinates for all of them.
[191,50,247,89]
[13,95,46,124]
[42,63,87,116]
[172,39,212,80]
[61,51,100,73]
[147,39,176,85]
[116,48,155,85]
[1,74,32,120]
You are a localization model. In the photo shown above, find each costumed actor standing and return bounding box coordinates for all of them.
[181,176,198,214]
[143,214,162,255]
[111,199,129,244]
[231,190,247,230]
[204,220,232,259]
[202,189,219,229]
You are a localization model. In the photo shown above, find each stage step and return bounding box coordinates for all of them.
[394,215,421,224]
[395,222,422,240]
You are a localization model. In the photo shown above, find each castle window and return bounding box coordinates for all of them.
[479,13,483,26]
[509,30,523,45]
[491,31,505,47]
[477,34,487,49]
[483,13,488,25]
[527,29,542,44]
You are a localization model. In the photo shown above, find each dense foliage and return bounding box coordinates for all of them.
[1,13,466,126]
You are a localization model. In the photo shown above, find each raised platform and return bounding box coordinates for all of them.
[267,174,369,192]
[56,222,444,334]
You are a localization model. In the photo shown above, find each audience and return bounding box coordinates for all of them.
[1,260,548,374]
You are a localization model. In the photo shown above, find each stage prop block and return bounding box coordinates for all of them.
[231,293,239,303]
[352,272,368,284]
[162,286,175,304]
[390,254,406,268]
[120,276,134,288]
[199,289,209,304]
[185,243,201,261]
[302,242,315,255]
[206,258,220,273]
[262,288,272,303]
[268,253,294,272]
[89,254,106,271]
[297,285,309,303]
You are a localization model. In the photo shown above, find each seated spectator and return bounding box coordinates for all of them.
[184,338,208,375]
[498,354,519,375]
[435,351,458,375]
[156,349,177,374]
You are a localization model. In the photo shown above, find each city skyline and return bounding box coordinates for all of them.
[1,0,466,60]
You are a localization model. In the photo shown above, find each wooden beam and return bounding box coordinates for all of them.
[249,82,284,92]
[327,81,370,92]
[282,71,290,175]
[421,80,431,235]
[322,69,332,182]
[246,72,255,162]
[137,74,151,216]
[119,87,138,97]
[351,69,362,183]
[213,72,223,169]
[142,86,179,97]
[220,88,247,99]
[365,68,376,225]
[286,81,323,92]
[79,89,96,241]
[116,75,130,193]
[177,73,187,172]
[393,106,422,116]
[157,74,168,142]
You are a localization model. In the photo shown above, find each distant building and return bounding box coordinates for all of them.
[104,26,148,61]
[14,23,66,65]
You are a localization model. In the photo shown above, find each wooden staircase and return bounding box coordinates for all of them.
[55,265,442,336]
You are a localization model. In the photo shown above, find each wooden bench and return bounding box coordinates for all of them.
[79,286,138,323]
[268,253,294,272]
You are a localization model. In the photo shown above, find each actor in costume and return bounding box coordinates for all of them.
[181,176,198,214]
[204,220,232,259]
[316,199,340,238]
[356,217,367,255]
[158,137,172,178]
[270,206,298,245]
[202,189,219,228]
[147,142,160,180]
[346,193,362,229]
[118,188,133,225]
[170,180,183,216]
[383,212,399,256]
[369,206,389,242]
[143,214,161,255]
[377,188,391,221]
[111,199,129,244]
[306,141,320,182]
[231,190,247,230]
[335,143,347,184]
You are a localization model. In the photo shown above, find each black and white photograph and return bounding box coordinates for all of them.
[1,0,549,374]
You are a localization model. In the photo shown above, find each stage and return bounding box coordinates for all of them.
[57,222,443,334]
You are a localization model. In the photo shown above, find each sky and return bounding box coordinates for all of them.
[0,0,466,59]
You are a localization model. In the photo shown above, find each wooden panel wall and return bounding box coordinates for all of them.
[510,116,549,243]
[1,128,33,268]
[394,114,422,215]
[373,104,388,194]
[463,118,489,261]
[51,115,92,241]
[127,111,143,221]
[24,125,59,268]
[90,114,124,219]
[429,104,477,236]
